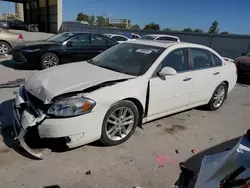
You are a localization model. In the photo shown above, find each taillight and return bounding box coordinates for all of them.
[18,34,23,39]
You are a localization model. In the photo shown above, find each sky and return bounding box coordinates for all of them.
[0,0,249,34]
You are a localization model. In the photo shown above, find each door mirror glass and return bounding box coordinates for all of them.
[66,41,73,47]
[158,66,177,76]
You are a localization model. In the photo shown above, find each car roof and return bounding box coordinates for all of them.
[143,34,179,38]
[103,33,128,37]
[126,40,212,50]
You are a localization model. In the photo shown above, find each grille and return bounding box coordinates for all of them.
[24,89,49,115]
[12,52,26,63]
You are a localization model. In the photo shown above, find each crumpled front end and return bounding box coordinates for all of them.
[13,86,46,159]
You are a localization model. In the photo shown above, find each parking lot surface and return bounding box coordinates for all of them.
[0,32,250,188]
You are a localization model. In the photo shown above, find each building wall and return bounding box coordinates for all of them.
[23,0,62,33]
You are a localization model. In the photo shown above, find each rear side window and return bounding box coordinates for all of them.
[211,53,223,66]
[112,36,128,41]
[90,35,107,45]
[69,35,90,45]
[105,37,117,45]
[191,48,213,70]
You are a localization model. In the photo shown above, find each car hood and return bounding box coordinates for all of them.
[24,62,134,104]
[235,56,250,64]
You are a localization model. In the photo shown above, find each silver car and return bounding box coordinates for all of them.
[0,28,24,55]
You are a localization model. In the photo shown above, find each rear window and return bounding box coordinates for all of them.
[211,53,223,66]
[140,35,157,40]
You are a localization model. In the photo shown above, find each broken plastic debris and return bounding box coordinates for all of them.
[0,78,25,89]
[85,170,91,175]
[191,149,197,154]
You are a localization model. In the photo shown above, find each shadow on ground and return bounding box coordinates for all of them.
[0,99,67,159]
[238,74,250,86]
[174,136,241,188]
[0,59,35,70]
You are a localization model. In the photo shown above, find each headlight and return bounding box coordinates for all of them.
[47,97,96,117]
[22,49,40,53]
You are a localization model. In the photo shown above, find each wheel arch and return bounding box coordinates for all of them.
[222,81,229,99]
[122,97,144,127]
[42,51,61,64]
[0,40,12,49]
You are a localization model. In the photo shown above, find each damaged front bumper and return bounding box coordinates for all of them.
[13,104,44,160]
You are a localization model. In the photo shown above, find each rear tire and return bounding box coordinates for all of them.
[0,41,11,55]
[206,82,228,111]
[100,100,139,146]
[40,53,59,69]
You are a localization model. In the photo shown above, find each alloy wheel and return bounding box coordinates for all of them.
[105,107,135,141]
[0,43,9,55]
[43,55,58,68]
[212,85,226,108]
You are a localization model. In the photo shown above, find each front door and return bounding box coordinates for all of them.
[86,35,109,59]
[62,34,90,62]
[148,48,193,119]
[188,48,221,107]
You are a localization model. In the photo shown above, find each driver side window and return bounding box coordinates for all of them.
[160,48,190,73]
[69,35,90,46]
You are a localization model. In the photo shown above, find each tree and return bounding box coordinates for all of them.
[208,21,219,33]
[163,28,172,32]
[143,22,160,30]
[131,24,141,30]
[96,16,109,27]
[89,15,95,26]
[76,12,89,22]
[182,28,193,32]
[220,31,229,34]
[194,28,203,33]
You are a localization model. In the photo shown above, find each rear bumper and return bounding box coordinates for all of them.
[237,62,250,74]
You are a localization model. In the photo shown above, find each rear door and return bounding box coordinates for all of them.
[188,48,221,107]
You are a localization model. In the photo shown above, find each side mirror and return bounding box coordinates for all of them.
[158,67,177,77]
[66,41,73,47]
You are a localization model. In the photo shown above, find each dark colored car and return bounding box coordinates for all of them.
[7,19,28,31]
[0,20,10,30]
[12,32,118,69]
[235,52,250,74]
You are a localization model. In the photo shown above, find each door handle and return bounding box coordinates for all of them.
[213,72,220,75]
[183,77,192,82]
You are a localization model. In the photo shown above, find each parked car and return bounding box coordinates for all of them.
[140,34,180,42]
[131,33,141,39]
[12,32,118,69]
[0,20,10,30]
[103,34,130,43]
[13,40,237,159]
[235,52,250,74]
[6,19,28,31]
[0,27,23,55]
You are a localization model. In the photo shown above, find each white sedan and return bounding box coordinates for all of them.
[102,34,130,43]
[13,40,237,159]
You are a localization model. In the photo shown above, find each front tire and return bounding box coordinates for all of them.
[40,53,59,69]
[0,41,11,55]
[206,82,227,111]
[100,100,140,146]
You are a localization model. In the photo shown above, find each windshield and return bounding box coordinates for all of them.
[140,35,157,40]
[89,43,165,76]
[46,32,74,43]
